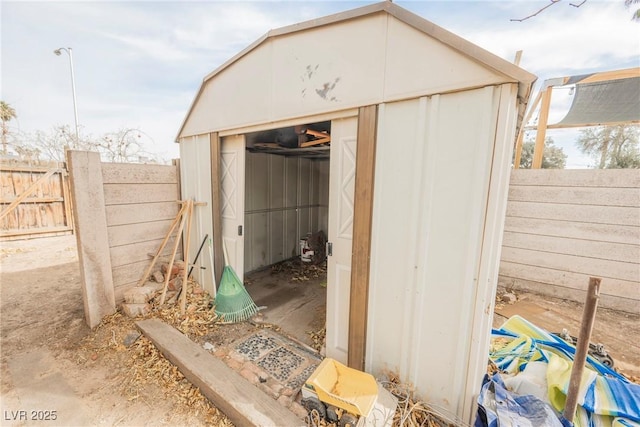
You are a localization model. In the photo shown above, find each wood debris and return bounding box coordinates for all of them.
[307,327,326,353]
[271,259,327,282]
[381,374,461,427]
[78,282,232,426]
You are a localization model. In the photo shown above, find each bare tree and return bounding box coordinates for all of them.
[1,101,17,155]
[576,124,640,168]
[511,0,587,22]
[12,125,162,163]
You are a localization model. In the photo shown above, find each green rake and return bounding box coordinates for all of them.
[214,242,258,323]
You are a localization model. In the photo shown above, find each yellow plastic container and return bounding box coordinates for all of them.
[305,358,379,417]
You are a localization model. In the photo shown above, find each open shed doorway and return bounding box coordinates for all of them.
[241,121,331,350]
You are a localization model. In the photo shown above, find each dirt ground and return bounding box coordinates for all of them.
[0,235,229,426]
[1,235,638,426]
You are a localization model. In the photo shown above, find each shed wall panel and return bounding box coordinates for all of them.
[269,14,386,120]
[383,16,505,100]
[367,86,508,416]
[244,153,327,273]
[179,135,215,294]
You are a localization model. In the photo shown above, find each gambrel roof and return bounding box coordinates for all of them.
[177,1,536,140]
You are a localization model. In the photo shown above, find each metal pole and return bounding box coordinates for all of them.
[563,277,601,424]
[67,48,79,145]
[54,47,79,145]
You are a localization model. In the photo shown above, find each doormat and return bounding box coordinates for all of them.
[230,329,322,390]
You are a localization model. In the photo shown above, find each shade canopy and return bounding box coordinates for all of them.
[556,76,640,126]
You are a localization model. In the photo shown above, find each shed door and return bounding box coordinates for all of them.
[220,135,246,281]
[326,117,358,364]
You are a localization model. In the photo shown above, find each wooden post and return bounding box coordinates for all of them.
[348,105,378,370]
[137,202,187,287]
[66,150,116,328]
[563,277,602,424]
[159,206,188,305]
[514,90,542,169]
[210,133,224,288]
[180,200,194,315]
[532,86,553,169]
[61,166,74,232]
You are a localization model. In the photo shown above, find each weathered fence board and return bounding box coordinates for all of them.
[103,183,179,205]
[504,216,639,245]
[501,247,639,282]
[502,231,639,264]
[101,163,178,184]
[509,169,640,187]
[508,186,638,207]
[0,160,73,239]
[67,151,116,328]
[499,169,640,313]
[106,201,179,226]
[109,237,178,268]
[506,201,638,226]
[107,220,177,248]
[68,151,182,326]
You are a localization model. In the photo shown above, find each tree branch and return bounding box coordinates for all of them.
[511,0,565,22]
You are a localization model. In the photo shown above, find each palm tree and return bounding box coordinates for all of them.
[1,101,17,154]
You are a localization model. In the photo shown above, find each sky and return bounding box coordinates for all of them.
[1,0,639,166]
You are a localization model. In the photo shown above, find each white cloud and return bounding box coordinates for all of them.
[2,0,638,167]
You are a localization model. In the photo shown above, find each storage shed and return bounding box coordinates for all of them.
[177,2,536,423]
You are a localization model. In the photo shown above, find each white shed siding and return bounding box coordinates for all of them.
[244,153,328,272]
[366,84,518,420]
[180,13,514,138]
[179,134,215,295]
[383,16,505,100]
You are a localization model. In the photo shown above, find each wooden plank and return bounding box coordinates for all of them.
[0,168,58,220]
[577,67,640,84]
[101,163,178,184]
[510,169,640,188]
[105,201,180,226]
[103,183,179,205]
[107,219,176,248]
[532,86,553,169]
[210,133,224,286]
[498,262,639,300]
[66,151,116,328]
[109,237,180,267]
[506,201,639,227]
[0,163,63,173]
[136,319,304,427]
[0,226,72,239]
[508,186,639,207]
[502,231,640,264]
[0,197,64,204]
[498,276,639,315]
[513,90,542,169]
[348,105,377,370]
[60,168,74,230]
[501,246,639,283]
[504,216,639,245]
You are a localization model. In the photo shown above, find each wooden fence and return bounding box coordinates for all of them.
[67,151,181,327]
[0,160,73,240]
[499,169,640,314]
